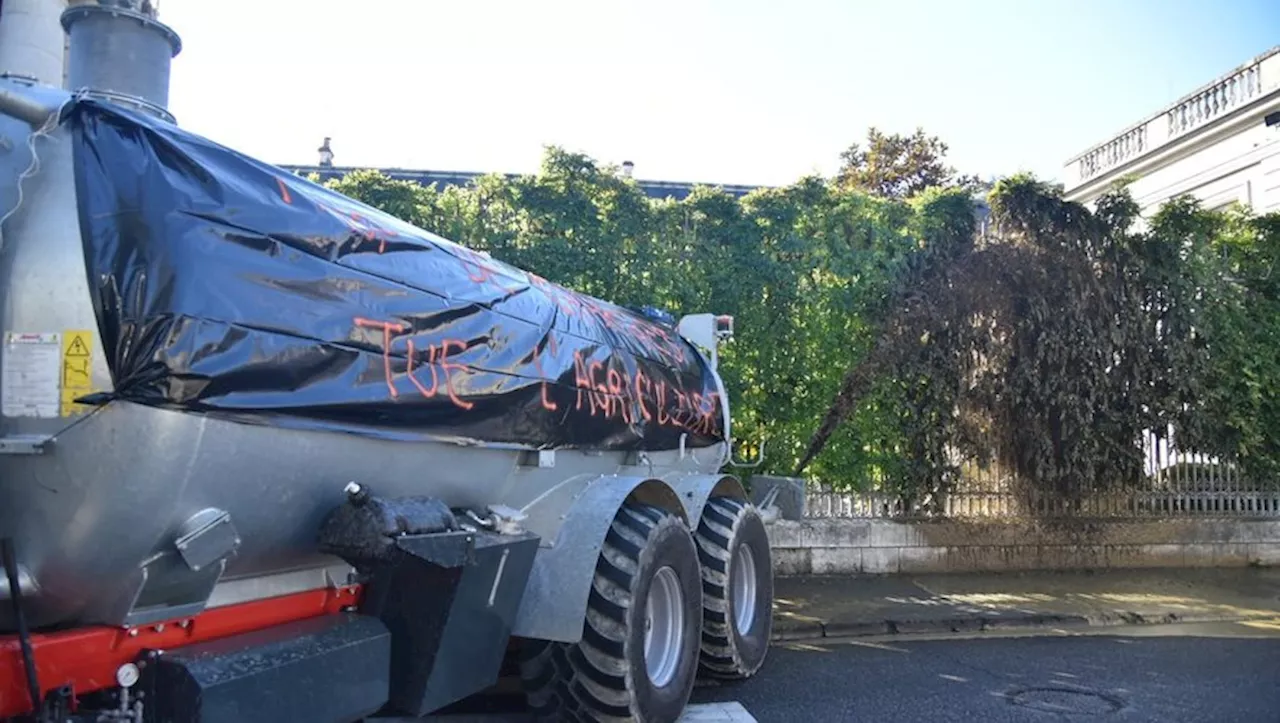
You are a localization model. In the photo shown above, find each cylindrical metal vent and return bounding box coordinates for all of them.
[0,0,68,86]
[60,3,181,122]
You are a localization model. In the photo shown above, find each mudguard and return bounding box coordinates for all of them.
[511,474,685,643]
[663,472,748,526]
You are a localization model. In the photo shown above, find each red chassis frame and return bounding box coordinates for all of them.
[0,585,363,718]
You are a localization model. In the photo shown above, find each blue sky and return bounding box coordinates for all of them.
[162,0,1279,189]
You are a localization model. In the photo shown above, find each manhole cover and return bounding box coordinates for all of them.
[1006,686,1124,716]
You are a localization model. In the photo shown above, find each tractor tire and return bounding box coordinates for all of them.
[694,496,774,679]
[520,502,702,723]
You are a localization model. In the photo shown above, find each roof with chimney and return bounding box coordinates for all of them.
[278,164,762,201]
[277,139,763,201]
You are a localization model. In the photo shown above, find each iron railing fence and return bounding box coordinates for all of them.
[803,432,1279,520]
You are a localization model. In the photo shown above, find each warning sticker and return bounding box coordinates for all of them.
[65,334,91,358]
[61,329,96,417]
[2,332,62,418]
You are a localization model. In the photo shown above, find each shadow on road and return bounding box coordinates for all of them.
[694,620,1280,722]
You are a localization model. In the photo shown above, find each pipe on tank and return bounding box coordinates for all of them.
[0,84,61,127]
[60,1,181,122]
[0,0,68,86]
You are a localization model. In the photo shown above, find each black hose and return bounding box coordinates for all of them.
[1,537,42,715]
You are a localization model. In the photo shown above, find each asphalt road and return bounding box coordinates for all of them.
[421,621,1280,722]
[692,621,1280,722]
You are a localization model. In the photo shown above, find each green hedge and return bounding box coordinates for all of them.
[313,151,1280,497]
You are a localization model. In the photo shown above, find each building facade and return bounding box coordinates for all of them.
[1062,46,1280,216]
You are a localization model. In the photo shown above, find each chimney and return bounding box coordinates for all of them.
[318,137,333,167]
[621,160,634,179]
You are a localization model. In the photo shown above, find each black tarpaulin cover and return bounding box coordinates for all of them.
[66,99,724,450]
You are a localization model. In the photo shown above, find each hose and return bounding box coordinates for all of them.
[1,538,42,715]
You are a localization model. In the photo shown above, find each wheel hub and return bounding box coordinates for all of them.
[644,565,685,688]
[731,543,758,635]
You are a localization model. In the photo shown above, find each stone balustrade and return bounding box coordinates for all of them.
[1167,63,1264,137]
[1064,46,1280,192]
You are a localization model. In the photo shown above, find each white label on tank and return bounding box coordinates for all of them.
[2,332,61,418]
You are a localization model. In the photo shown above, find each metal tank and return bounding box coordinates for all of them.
[0,2,731,638]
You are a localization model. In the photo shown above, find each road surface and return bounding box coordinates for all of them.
[693,621,1280,721]
[425,620,1280,721]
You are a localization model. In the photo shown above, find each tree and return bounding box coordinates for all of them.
[794,174,1280,510]
[323,168,434,228]
[837,127,978,200]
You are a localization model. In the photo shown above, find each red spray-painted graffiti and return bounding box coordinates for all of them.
[272,173,722,440]
[353,316,719,437]
[567,349,719,437]
[354,317,474,411]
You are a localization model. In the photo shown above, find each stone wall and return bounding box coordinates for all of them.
[766,518,1280,575]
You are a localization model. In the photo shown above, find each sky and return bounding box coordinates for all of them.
[161,0,1280,189]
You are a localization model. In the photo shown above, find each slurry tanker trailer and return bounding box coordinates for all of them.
[0,3,773,721]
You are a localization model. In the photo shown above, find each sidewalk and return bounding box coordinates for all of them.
[771,567,1280,640]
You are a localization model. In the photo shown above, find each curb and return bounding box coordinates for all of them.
[771,610,1268,642]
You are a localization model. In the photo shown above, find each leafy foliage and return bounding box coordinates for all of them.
[1175,208,1280,483]
[320,148,1280,502]
[837,127,981,200]
[799,172,1280,504]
